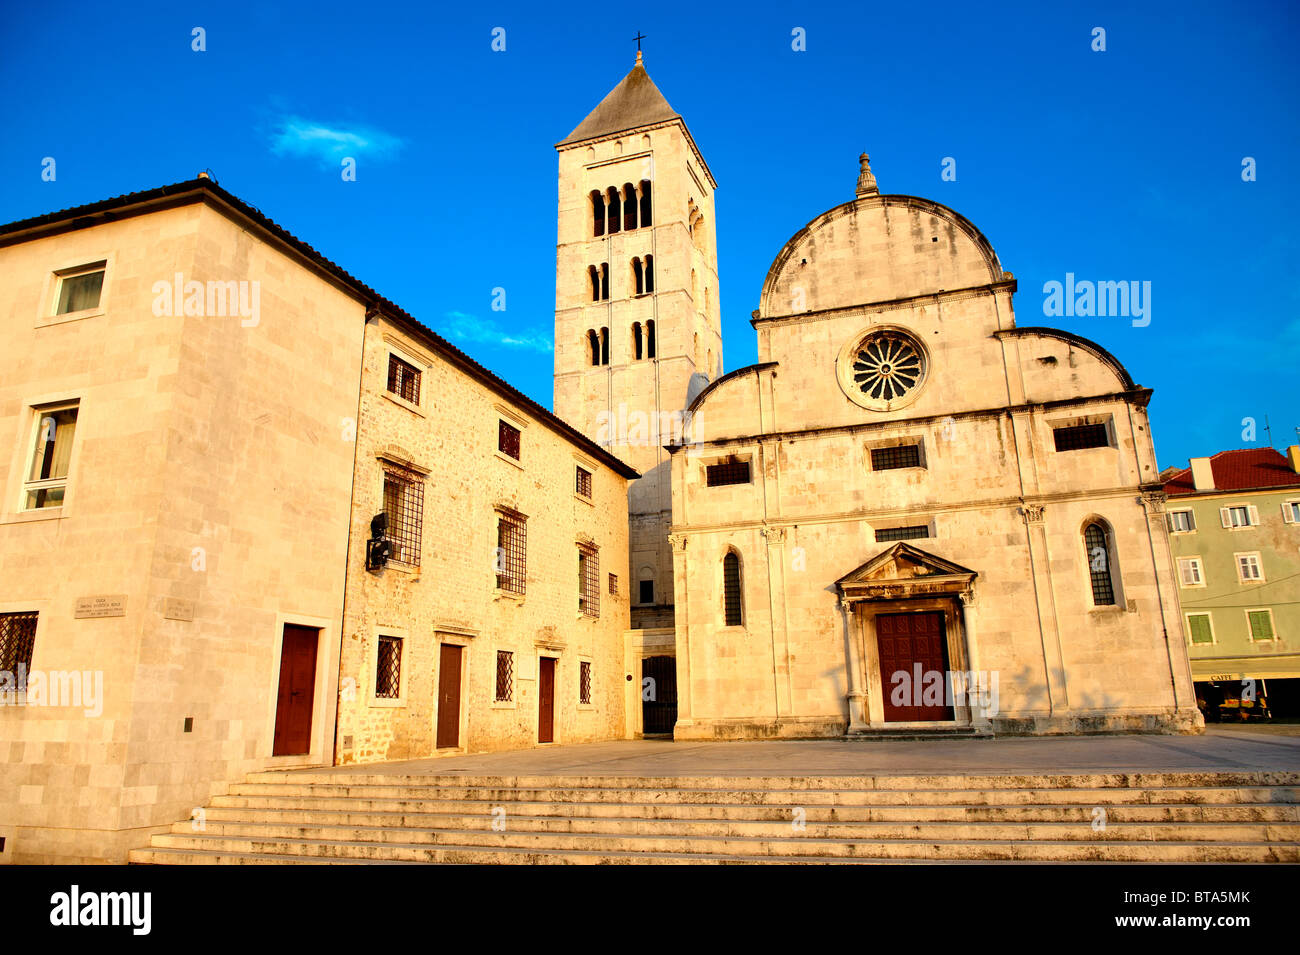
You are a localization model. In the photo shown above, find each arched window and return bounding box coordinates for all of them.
[590,190,605,238]
[632,257,644,295]
[639,180,652,226]
[691,268,698,302]
[588,265,600,302]
[646,319,656,359]
[633,322,643,360]
[1084,522,1117,606]
[693,332,699,364]
[600,263,609,301]
[587,330,600,366]
[606,188,621,235]
[723,551,743,626]
[644,254,654,293]
[623,184,638,231]
[692,214,706,252]
[600,327,610,365]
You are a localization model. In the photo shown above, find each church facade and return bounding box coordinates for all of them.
[553,56,1203,738]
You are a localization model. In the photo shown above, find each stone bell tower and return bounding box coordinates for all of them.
[553,51,721,628]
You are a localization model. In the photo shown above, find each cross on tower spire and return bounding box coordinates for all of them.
[633,31,646,64]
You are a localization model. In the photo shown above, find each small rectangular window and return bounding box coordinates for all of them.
[1177,557,1204,586]
[608,573,618,595]
[386,354,421,405]
[0,611,38,674]
[382,465,424,566]
[496,510,527,594]
[706,460,750,487]
[870,444,921,471]
[495,650,514,702]
[1167,510,1195,533]
[578,545,600,617]
[579,661,592,705]
[499,420,521,460]
[1283,501,1300,524]
[24,403,78,510]
[1247,610,1275,642]
[575,466,592,498]
[638,579,654,604]
[875,524,930,543]
[375,635,402,699]
[1224,506,1253,528]
[1236,553,1263,582]
[55,265,105,315]
[1186,613,1213,645]
[1053,423,1109,451]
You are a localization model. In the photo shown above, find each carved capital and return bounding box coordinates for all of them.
[959,589,976,607]
[1141,490,1168,513]
[762,526,787,544]
[667,533,688,553]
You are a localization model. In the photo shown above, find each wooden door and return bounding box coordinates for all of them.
[641,655,678,735]
[538,656,556,743]
[436,644,463,748]
[273,625,318,756]
[876,611,952,722]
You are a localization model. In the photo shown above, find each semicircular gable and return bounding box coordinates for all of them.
[998,327,1138,394]
[757,195,1005,319]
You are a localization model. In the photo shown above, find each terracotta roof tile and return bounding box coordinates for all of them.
[1163,448,1300,496]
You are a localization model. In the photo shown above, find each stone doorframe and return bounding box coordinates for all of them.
[836,543,989,733]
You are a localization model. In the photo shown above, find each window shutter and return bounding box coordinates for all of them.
[1219,507,1231,528]
[1166,514,1175,532]
[1284,503,1296,524]
[1248,505,1260,525]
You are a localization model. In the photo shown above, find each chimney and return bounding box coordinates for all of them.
[1288,445,1300,474]
[1190,457,1215,491]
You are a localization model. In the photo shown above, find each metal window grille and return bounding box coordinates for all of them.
[499,420,521,460]
[870,444,921,470]
[579,661,592,705]
[0,611,37,674]
[496,510,527,594]
[576,466,592,498]
[1053,423,1109,452]
[706,460,750,487]
[723,552,743,626]
[495,650,514,702]
[1084,523,1116,605]
[608,573,618,595]
[387,354,421,404]
[382,465,424,567]
[375,635,402,699]
[578,545,600,617]
[875,524,930,542]
[639,579,654,604]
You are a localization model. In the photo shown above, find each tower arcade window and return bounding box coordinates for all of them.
[639,179,652,226]
[646,319,656,358]
[590,190,606,237]
[644,254,654,293]
[632,258,645,296]
[606,188,621,235]
[633,322,644,360]
[623,183,638,231]
[587,329,601,366]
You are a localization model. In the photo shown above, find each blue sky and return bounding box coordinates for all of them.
[2,0,1296,469]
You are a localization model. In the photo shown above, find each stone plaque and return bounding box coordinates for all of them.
[74,594,127,619]
[163,597,195,621]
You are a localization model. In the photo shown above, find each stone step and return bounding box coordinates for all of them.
[141,831,1300,863]
[242,771,1300,790]
[175,817,1300,844]
[201,800,1300,825]
[221,782,1300,807]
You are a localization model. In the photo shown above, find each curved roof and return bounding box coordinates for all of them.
[757,193,1005,318]
[687,362,778,414]
[995,327,1138,390]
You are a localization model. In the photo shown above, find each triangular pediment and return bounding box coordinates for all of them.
[836,543,977,601]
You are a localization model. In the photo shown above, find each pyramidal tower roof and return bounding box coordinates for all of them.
[559,51,682,146]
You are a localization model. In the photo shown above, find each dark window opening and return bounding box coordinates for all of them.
[375,635,402,699]
[608,573,619,595]
[1084,522,1116,605]
[875,524,930,542]
[706,459,751,487]
[600,263,609,301]
[590,191,605,238]
[600,327,609,365]
[575,466,592,498]
[495,650,514,702]
[382,465,424,566]
[579,660,593,704]
[870,444,921,470]
[646,319,656,358]
[588,266,600,303]
[386,354,421,404]
[632,257,644,295]
[639,579,654,604]
[498,420,521,460]
[496,509,527,593]
[0,611,38,674]
[633,322,643,360]
[578,545,600,617]
[623,184,638,231]
[723,552,743,626]
[1054,423,1109,452]
[588,329,600,366]
[639,180,652,226]
[644,254,654,293]
[607,189,621,235]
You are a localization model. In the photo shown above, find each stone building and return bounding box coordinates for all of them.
[1162,447,1300,717]
[0,177,634,862]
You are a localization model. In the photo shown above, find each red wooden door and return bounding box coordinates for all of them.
[436,644,462,748]
[273,625,318,755]
[877,611,952,722]
[538,657,556,743]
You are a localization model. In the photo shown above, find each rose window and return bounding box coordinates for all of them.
[850,332,926,403]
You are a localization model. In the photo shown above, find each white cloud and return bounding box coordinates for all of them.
[439,311,553,353]
[269,115,403,165]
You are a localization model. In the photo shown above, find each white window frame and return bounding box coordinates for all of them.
[1167,509,1196,534]
[369,628,407,707]
[39,258,111,328]
[1185,612,1215,646]
[20,400,80,514]
[1282,500,1300,525]
[1234,551,1265,583]
[1244,608,1277,642]
[1176,556,1205,588]
[1221,503,1259,529]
